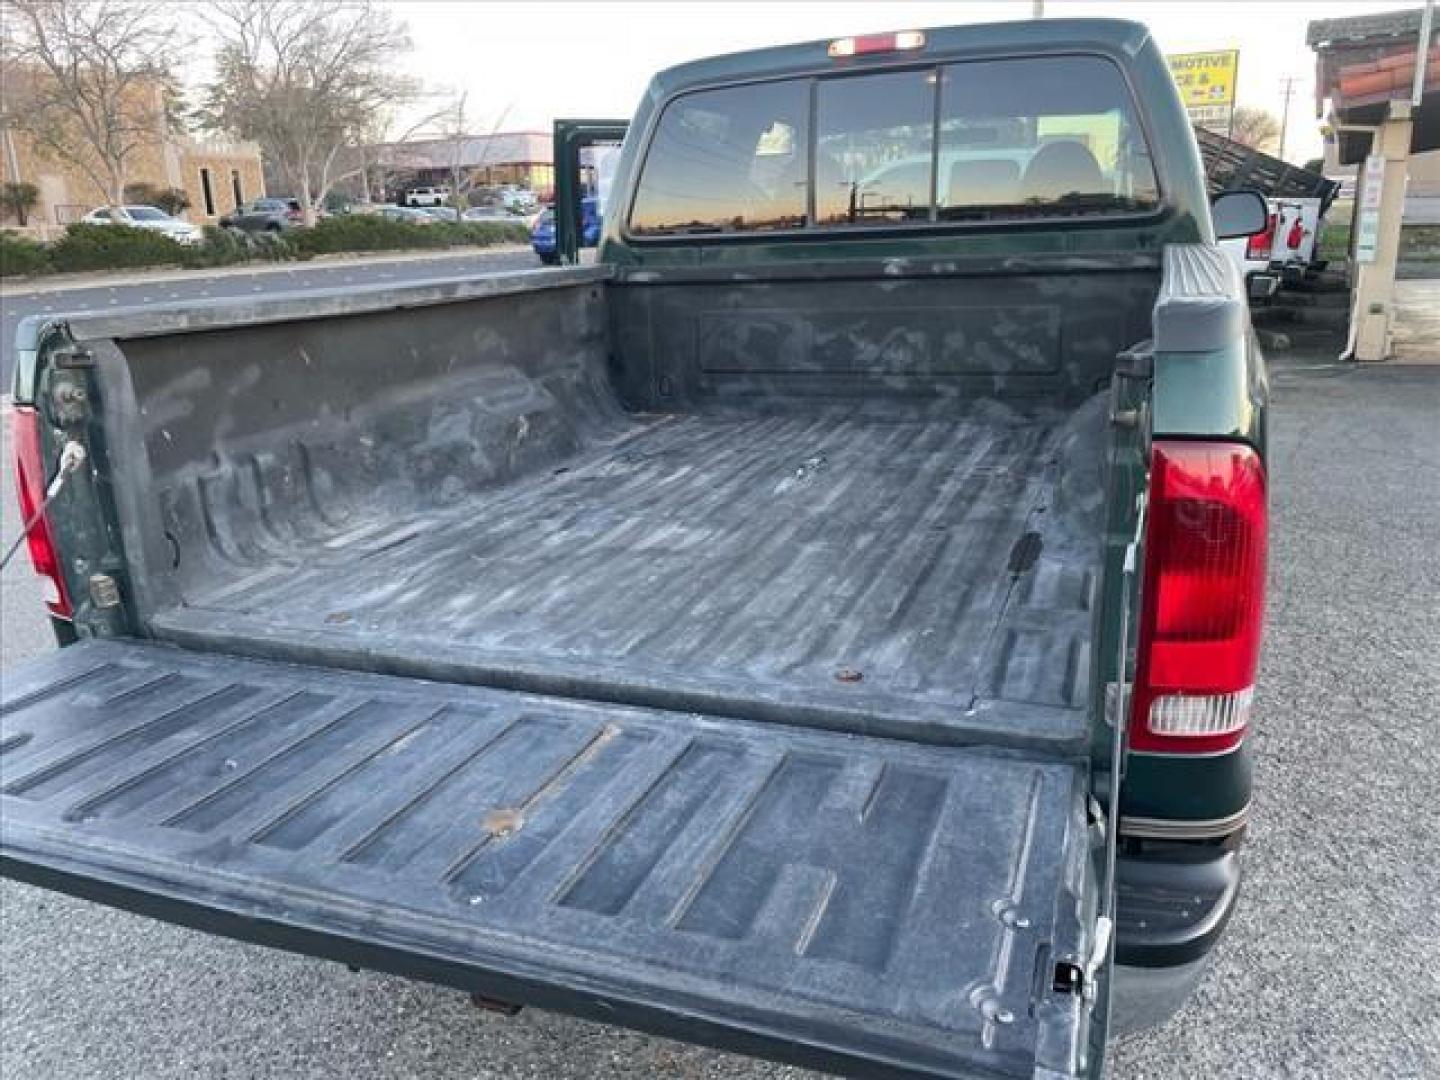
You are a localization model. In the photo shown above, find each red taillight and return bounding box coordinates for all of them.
[1285,217,1306,251]
[11,405,72,618]
[828,30,925,57]
[1246,212,1277,260]
[1131,440,1267,754]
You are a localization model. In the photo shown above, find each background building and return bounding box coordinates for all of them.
[368,131,555,202]
[0,74,265,237]
[1311,6,1440,206]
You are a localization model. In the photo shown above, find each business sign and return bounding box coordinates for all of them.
[1167,50,1240,132]
[1354,153,1386,264]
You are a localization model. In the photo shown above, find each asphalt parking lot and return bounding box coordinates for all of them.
[2,340,1438,1079]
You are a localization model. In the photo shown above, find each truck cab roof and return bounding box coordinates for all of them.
[648,18,1154,93]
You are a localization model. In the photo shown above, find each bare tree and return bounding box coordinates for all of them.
[0,0,182,206]
[436,93,511,210]
[447,92,468,210]
[1229,106,1282,154]
[200,0,419,225]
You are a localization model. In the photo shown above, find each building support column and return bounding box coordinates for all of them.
[1351,101,1414,362]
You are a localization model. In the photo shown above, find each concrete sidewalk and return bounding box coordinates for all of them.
[0,244,532,297]
[1391,278,1440,362]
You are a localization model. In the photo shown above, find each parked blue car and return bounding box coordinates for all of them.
[531,196,601,264]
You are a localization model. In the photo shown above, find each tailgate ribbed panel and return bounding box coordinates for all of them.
[1,641,1091,1079]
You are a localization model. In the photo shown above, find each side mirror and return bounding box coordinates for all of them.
[1212,190,1268,241]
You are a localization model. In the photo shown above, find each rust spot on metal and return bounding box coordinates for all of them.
[835,667,864,683]
[482,808,524,838]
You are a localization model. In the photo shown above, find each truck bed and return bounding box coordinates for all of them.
[70,266,1128,750]
[12,258,1147,1078]
[151,400,1100,749]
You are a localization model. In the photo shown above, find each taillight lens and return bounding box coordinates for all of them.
[1131,440,1267,754]
[1246,212,1277,260]
[11,405,73,618]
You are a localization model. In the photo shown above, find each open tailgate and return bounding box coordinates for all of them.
[1,641,1103,1078]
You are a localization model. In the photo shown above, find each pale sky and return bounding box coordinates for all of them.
[386,0,1409,164]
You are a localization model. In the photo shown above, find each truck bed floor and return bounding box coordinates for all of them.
[154,407,1097,748]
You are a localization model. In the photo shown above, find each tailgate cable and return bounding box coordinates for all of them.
[0,440,87,572]
[1085,493,1146,998]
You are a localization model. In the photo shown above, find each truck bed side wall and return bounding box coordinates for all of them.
[92,279,620,625]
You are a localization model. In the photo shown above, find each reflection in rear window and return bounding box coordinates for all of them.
[815,69,934,227]
[629,81,809,235]
[937,56,1159,221]
[629,54,1159,237]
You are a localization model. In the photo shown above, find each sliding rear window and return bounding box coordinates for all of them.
[628,80,809,236]
[936,56,1158,222]
[628,54,1158,236]
[815,69,934,227]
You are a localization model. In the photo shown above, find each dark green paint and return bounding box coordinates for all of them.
[552,119,628,265]
[601,18,1215,268]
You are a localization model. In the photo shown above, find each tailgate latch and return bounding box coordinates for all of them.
[1082,915,1114,1002]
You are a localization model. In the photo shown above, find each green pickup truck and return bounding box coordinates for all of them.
[3,19,1269,1079]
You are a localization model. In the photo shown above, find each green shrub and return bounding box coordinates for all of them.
[180,226,249,269]
[0,231,52,277]
[292,215,443,255]
[49,222,186,273]
[0,214,529,279]
[442,221,531,246]
[179,226,294,269]
[292,215,529,257]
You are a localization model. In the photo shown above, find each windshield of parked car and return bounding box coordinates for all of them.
[628,53,1158,235]
[124,207,171,221]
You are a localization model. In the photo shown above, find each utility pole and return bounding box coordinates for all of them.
[1032,0,1044,17]
[1277,74,1301,161]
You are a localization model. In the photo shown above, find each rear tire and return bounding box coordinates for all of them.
[538,252,560,266]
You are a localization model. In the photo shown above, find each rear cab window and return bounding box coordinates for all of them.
[629,80,809,235]
[627,53,1159,237]
[816,69,933,226]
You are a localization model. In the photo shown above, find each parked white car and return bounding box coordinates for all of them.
[81,204,203,246]
[404,186,451,207]
[497,186,538,212]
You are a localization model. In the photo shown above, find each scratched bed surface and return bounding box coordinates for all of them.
[153,402,1100,748]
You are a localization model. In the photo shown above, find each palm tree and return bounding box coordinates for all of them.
[0,181,40,227]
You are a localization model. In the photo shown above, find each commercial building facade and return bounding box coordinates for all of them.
[0,73,265,237]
